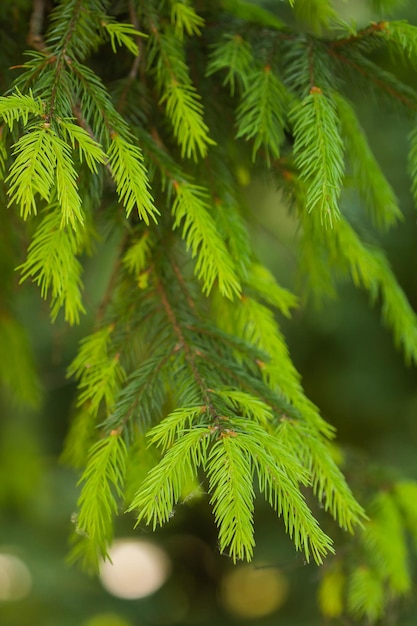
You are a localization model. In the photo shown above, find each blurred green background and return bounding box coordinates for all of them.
[1,1,417,625]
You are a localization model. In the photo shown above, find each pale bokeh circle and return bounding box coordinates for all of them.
[0,553,32,601]
[99,539,171,599]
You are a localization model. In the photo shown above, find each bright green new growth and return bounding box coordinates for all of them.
[291,89,345,227]
[1,2,417,611]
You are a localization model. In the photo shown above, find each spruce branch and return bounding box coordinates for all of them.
[171,180,241,298]
[361,492,410,594]
[102,21,143,56]
[277,418,367,532]
[206,33,254,97]
[236,65,289,163]
[107,132,158,223]
[17,207,88,323]
[207,435,256,562]
[394,482,417,550]
[239,427,334,564]
[6,126,57,219]
[155,274,214,412]
[70,431,128,570]
[103,350,176,434]
[169,0,205,40]
[328,47,417,111]
[291,87,344,227]
[58,119,106,173]
[383,20,417,64]
[67,325,127,418]
[46,0,106,62]
[333,220,417,364]
[147,23,215,160]
[50,131,84,227]
[5,0,417,586]
[292,0,338,35]
[334,92,402,229]
[0,90,44,127]
[128,427,210,528]
[347,565,385,621]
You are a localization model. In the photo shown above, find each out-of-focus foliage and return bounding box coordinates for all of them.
[1,1,417,625]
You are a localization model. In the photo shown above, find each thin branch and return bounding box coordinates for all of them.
[96,233,129,323]
[117,0,146,113]
[328,47,417,110]
[170,255,198,315]
[27,0,47,51]
[329,21,388,49]
[156,276,217,419]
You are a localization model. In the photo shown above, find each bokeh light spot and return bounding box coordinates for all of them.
[0,553,32,601]
[82,613,133,626]
[220,564,289,619]
[99,539,171,600]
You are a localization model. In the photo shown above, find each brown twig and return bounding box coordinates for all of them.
[156,276,217,418]
[117,0,146,113]
[27,0,47,51]
[328,47,417,110]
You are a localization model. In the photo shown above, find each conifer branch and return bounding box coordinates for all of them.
[4,0,417,586]
[336,221,417,364]
[104,350,175,436]
[171,180,241,297]
[383,20,417,63]
[67,325,127,418]
[107,133,158,223]
[241,429,334,564]
[347,566,385,621]
[236,65,288,163]
[128,427,210,528]
[0,90,42,135]
[291,87,344,227]
[330,21,388,50]
[361,492,410,594]
[116,0,145,112]
[6,126,56,219]
[103,22,142,56]
[334,92,402,229]
[46,0,105,61]
[394,482,417,548]
[169,0,205,40]
[207,436,256,562]
[147,21,215,160]
[155,276,214,412]
[17,207,87,323]
[328,47,417,110]
[206,34,253,96]
[292,0,338,34]
[278,418,367,532]
[70,431,128,569]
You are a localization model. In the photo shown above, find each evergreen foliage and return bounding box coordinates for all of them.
[319,479,417,622]
[1,0,417,622]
